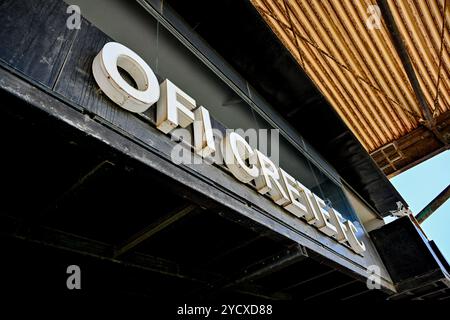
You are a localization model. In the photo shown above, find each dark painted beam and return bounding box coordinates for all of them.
[114,204,197,257]
[43,160,116,213]
[0,214,219,284]
[1,213,295,300]
[186,244,306,299]
[225,284,292,301]
[206,233,270,265]
[277,270,335,292]
[303,279,358,301]
[223,245,308,288]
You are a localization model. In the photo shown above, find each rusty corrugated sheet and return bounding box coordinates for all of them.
[250,0,449,154]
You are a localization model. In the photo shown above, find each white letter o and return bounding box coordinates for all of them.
[92,42,160,113]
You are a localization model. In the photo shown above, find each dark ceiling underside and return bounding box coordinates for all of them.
[163,0,405,216]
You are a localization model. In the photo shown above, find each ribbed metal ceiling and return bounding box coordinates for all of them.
[251,0,449,153]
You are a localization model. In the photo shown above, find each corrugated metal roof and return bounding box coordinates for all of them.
[250,0,449,153]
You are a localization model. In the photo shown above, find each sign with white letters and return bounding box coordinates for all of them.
[92,42,366,255]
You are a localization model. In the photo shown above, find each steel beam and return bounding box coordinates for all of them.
[415,184,450,224]
[0,213,294,300]
[114,204,197,257]
[278,269,335,292]
[223,245,308,288]
[43,160,115,213]
[0,214,217,283]
[377,0,448,146]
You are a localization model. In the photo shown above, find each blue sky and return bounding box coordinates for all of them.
[390,150,450,262]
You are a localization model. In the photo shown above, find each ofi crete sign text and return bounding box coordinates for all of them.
[92,42,366,255]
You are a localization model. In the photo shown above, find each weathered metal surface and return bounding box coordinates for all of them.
[0,0,78,87]
[251,0,450,175]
